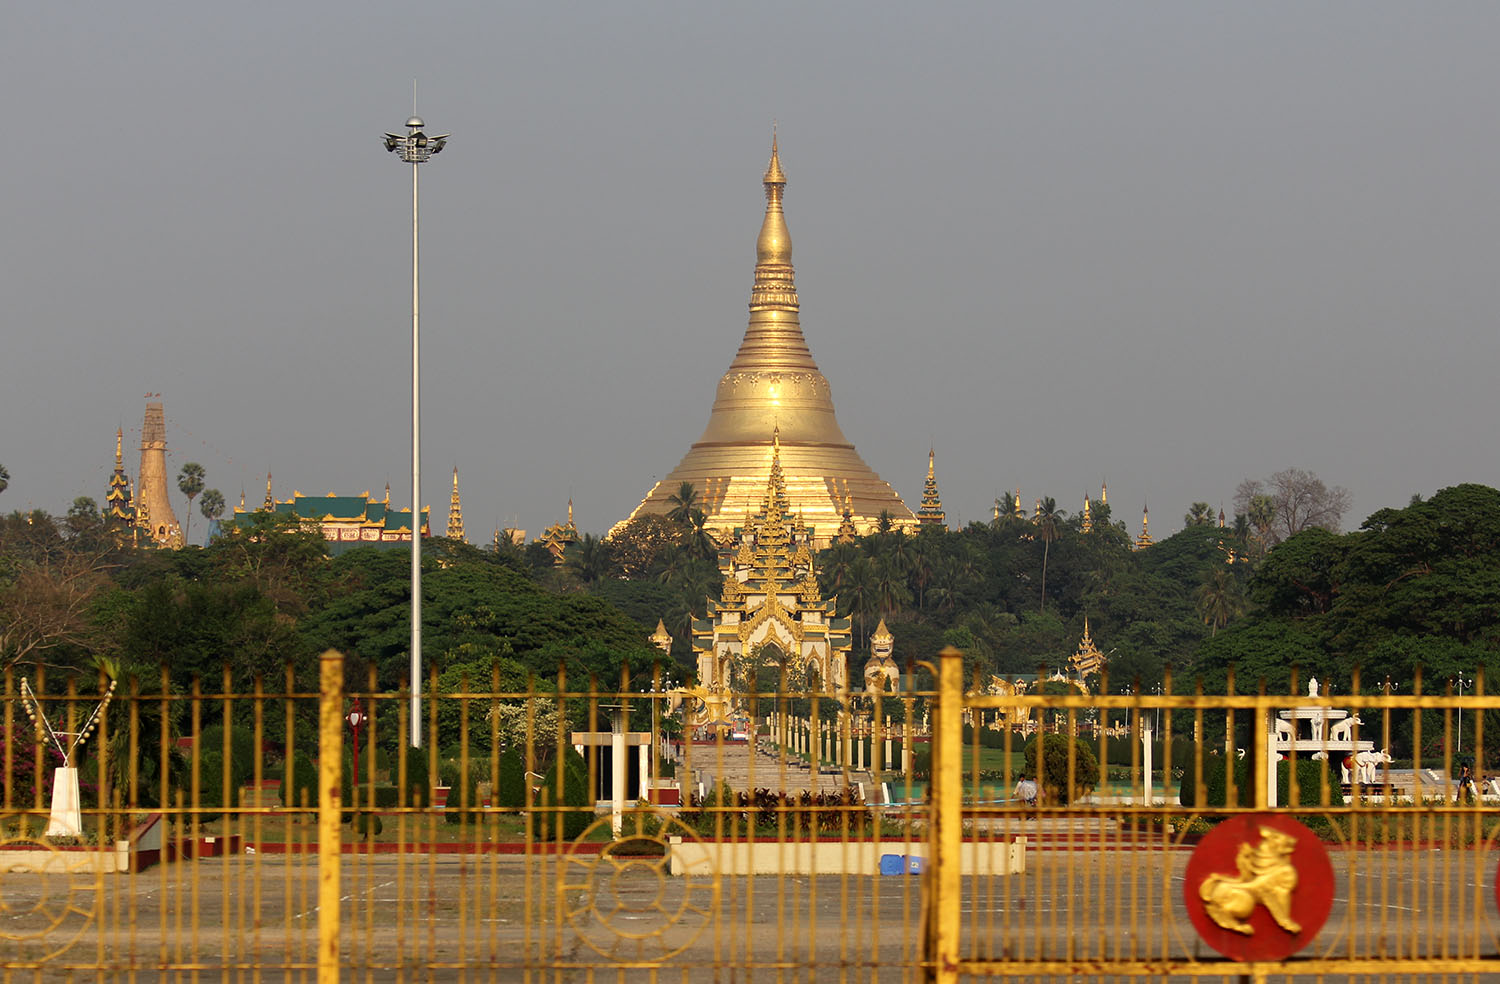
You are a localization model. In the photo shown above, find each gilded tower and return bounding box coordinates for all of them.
[917,449,945,527]
[446,468,465,541]
[622,137,915,545]
[136,400,182,548]
[105,429,135,532]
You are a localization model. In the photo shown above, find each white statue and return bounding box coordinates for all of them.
[1308,677,1319,698]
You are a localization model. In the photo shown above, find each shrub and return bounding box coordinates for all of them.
[530,746,590,841]
[279,751,318,810]
[444,758,489,826]
[394,745,432,808]
[1019,733,1100,805]
[495,747,526,810]
[195,724,256,820]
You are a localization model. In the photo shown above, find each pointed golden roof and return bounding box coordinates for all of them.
[917,448,945,526]
[621,134,915,544]
[1136,503,1153,550]
[1070,617,1106,678]
[446,467,465,540]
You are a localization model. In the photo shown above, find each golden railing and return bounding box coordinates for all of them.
[1,648,1498,982]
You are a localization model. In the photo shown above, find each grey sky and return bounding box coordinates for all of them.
[4,4,1496,543]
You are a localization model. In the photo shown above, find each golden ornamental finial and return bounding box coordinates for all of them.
[115,428,123,466]
[764,129,786,186]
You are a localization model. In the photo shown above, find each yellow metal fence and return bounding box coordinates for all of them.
[2,649,1499,982]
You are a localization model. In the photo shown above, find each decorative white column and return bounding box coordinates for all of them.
[638,743,650,802]
[1141,724,1153,807]
[885,716,894,771]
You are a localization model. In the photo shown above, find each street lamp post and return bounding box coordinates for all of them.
[384,115,447,748]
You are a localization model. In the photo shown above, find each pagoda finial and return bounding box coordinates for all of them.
[115,428,123,467]
[764,127,786,186]
[238,488,246,510]
[1219,504,1226,528]
[1081,495,1093,533]
[567,498,575,528]
[446,467,465,541]
[1100,480,1107,505]
[755,132,792,271]
[263,472,274,510]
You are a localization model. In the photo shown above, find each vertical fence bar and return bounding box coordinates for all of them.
[927,647,963,984]
[317,649,344,982]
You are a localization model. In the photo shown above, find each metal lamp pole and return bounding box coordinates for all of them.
[1456,671,1471,755]
[384,116,447,748]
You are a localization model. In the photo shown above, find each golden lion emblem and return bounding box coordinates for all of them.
[1198,826,1302,936]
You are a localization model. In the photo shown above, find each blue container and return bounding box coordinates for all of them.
[879,854,905,876]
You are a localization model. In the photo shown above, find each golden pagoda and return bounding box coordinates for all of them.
[539,499,580,564]
[689,441,851,694]
[446,468,465,541]
[917,449,946,527]
[105,428,135,532]
[1080,495,1093,533]
[1070,618,1106,679]
[621,136,915,546]
[136,400,182,548]
[1135,503,1153,550]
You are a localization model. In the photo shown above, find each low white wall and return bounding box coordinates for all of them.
[0,842,131,874]
[668,836,1025,877]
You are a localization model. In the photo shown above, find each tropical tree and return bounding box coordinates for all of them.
[665,482,701,527]
[1184,502,1214,527]
[564,533,612,585]
[177,462,206,543]
[0,464,8,496]
[1035,497,1062,613]
[1195,566,1243,636]
[199,489,226,534]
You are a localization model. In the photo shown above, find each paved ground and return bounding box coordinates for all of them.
[4,845,1500,982]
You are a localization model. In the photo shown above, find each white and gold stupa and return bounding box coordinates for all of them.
[621,136,915,545]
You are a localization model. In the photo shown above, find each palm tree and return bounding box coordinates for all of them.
[1184,502,1214,527]
[908,540,935,610]
[1195,567,1244,636]
[565,533,611,585]
[1035,496,1062,613]
[177,462,206,542]
[843,556,878,648]
[872,557,912,618]
[0,463,8,497]
[665,482,700,527]
[199,489,226,541]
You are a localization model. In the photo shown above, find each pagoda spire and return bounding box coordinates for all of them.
[1100,480,1107,505]
[446,467,465,541]
[620,134,917,541]
[1135,503,1154,550]
[263,472,275,510]
[1081,495,1093,533]
[917,448,945,527]
[105,427,135,530]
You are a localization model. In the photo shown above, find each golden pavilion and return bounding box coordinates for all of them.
[622,136,915,546]
[228,476,429,549]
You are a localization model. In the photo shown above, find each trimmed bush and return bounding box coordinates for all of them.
[1019,733,1100,805]
[279,751,318,810]
[531,746,590,841]
[496,747,526,810]
[195,724,256,819]
[443,758,488,825]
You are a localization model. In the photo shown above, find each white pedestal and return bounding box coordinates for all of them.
[46,766,83,838]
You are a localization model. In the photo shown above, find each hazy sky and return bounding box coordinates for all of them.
[4,4,1497,544]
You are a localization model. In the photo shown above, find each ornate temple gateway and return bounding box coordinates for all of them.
[688,438,853,701]
[622,137,915,546]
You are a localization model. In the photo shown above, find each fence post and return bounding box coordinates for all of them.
[318,649,344,982]
[927,646,963,984]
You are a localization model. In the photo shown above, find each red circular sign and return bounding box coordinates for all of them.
[1183,814,1334,961]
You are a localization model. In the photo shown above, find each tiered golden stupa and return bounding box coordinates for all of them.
[621,136,915,545]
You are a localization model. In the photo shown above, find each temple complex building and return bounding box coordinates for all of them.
[539,500,580,564]
[1070,618,1106,680]
[622,136,915,547]
[1135,504,1154,550]
[136,400,182,548]
[228,477,429,549]
[689,440,853,695]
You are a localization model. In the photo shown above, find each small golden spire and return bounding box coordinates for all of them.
[446,467,465,540]
[384,483,391,505]
[1219,504,1226,528]
[1136,503,1153,550]
[263,472,274,510]
[567,497,575,529]
[239,489,246,510]
[1081,495,1093,534]
[1100,480,1107,505]
[115,428,123,467]
[764,128,786,186]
